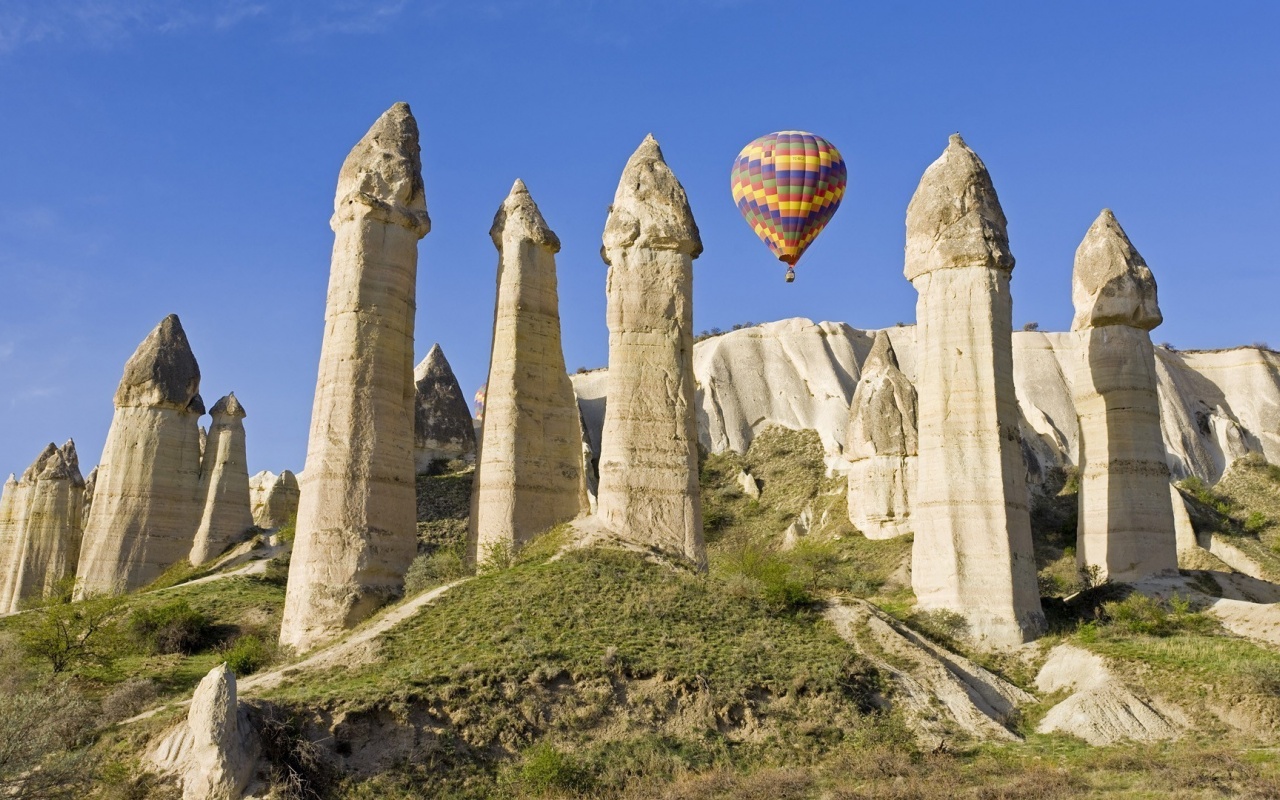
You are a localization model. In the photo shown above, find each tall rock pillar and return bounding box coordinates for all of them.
[469,180,587,565]
[906,135,1044,645]
[280,103,430,652]
[595,135,706,567]
[1071,210,1177,580]
[845,331,918,539]
[413,343,477,472]
[190,394,253,565]
[1,441,84,611]
[76,314,205,597]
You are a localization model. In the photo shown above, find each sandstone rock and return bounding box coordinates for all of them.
[905,135,1044,646]
[1035,644,1180,745]
[1071,211,1177,581]
[0,474,21,609]
[413,344,477,472]
[280,103,430,653]
[149,663,259,799]
[81,465,98,530]
[190,394,253,565]
[1,442,85,611]
[249,470,299,530]
[76,314,205,597]
[469,179,587,564]
[845,331,917,539]
[1171,484,1198,553]
[737,469,761,500]
[594,136,705,567]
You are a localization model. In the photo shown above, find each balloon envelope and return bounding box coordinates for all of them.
[731,131,847,271]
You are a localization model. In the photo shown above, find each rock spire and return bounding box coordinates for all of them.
[0,441,85,611]
[594,136,706,566]
[190,394,253,565]
[904,135,1044,645]
[248,470,300,530]
[845,331,918,539]
[1071,210,1177,580]
[469,179,587,564]
[76,314,205,597]
[280,103,430,652]
[413,343,477,472]
[148,663,259,799]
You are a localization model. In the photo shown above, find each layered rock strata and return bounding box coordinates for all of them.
[413,343,477,472]
[248,470,300,530]
[845,331,917,539]
[280,103,430,652]
[0,475,22,610]
[0,441,84,611]
[76,314,205,597]
[1070,210,1177,581]
[149,663,260,799]
[190,394,253,565]
[469,179,587,564]
[904,135,1044,645]
[595,135,706,566]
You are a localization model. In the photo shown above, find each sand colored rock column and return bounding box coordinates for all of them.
[845,331,918,539]
[249,470,300,530]
[190,394,253,565]
[595,136,706,567]
[76,314,205,597]
[280,103,430,652]
[1,441,85,611]
[905,135,1044,645]
[1070,210,1177,581]
[413,343,477,472]
[469,180,587,564]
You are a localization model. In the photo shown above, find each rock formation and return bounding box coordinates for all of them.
[190,394,253,565]
[280,102,430,652]
[81,465,98,530]
[904,135,1044,645]
[845,331,917,539]
[469,179,587,564]
[148,663,260,799]
[1070,210,1177,581]
[0,442,84,611]
[413,343,477,472]
[76,314,205,597]
[595,135,706,567]
[1035,644,1179,745]
[248,470,300,530]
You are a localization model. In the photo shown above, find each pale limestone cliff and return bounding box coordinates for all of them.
[904,135,1044,646]
[845,331,917,539]
[148,663,260,799]
[190,394,253,566]
[469,179,587,564]
[248,470,299,530]
[1,441,84,612]
[280,103,430,653]
[595,135,705,567]
[1071,211,1177,581]
[76,314,205,597]
[413,343,477,472]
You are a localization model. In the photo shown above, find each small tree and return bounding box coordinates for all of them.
[1022,321,1040,331]
[18,593,129,674]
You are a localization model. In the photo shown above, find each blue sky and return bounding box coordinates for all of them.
[0,0,1277,478]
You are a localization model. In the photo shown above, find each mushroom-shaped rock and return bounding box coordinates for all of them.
[595,136,706,567]
[413,344,477,472]
[905,135,1044,646]
[190,394,254,565]
[149,663,260,799]
[469,180,587,565]
[280,103,429,653]
[845,331,918,539]
[1070,211,1176,581]
[76,314,205,597]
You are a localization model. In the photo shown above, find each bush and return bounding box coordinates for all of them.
[905,609,969,647]
[518,742,593,796]
[130,600,212,655]
[1101,593,1217,637]
[18,593,129,674]
[404,546,468,596]
[1244,511,1268,534]
[224,634,274,676]
[0,679,100,797]
[716,545,813,612]
[98,678,161,724]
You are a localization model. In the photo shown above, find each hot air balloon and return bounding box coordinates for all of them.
[731,131,847,282]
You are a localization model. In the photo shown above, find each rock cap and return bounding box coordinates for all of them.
[602,134,702,262]
[333,101,431,236]
[114,314,202,411]
[905,134,1014,281]
[209,393,247,420]
[490,179,560,252]
[1071,209,1162,331]
[846,331,918,459]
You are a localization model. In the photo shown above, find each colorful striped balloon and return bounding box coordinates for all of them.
[731,131,847,281]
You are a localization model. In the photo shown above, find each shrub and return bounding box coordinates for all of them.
[518,742,593,796]
[224,634,274,676]
[260,552,291,587]
[1022,321,1040,331]
[1101,593,1216,637]
[130,600,212,655]
[0,679,100,797]
[1244,511,1268,534]
[18,593,129,674]
[99,678,161,724]
[404,546,468,596]
[905,609,969,647]
[716,545,813,612]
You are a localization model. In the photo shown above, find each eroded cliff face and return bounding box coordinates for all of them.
[845,331,917,539]
[0,441,84,611]
[76,314,205,597]
[280,102,430,653]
